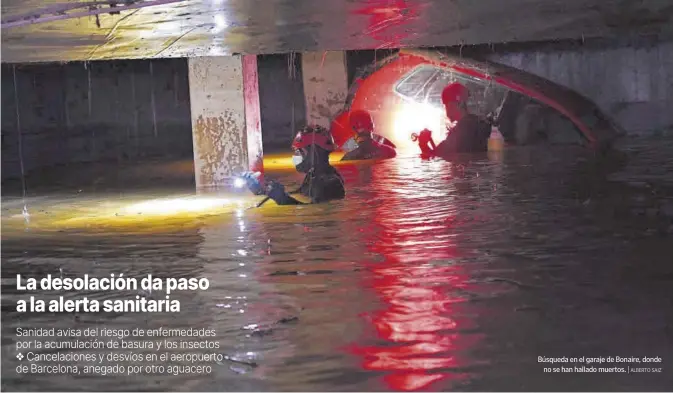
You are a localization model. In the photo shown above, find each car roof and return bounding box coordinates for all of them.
[399,48,597,118]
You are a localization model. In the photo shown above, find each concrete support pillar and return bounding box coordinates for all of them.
[188,55,263,189]
[301,51,349,128]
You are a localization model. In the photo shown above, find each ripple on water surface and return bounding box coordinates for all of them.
[2,140,673,391]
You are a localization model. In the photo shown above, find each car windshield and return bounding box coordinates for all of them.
[394,65,507,118]
[394,66,440,102]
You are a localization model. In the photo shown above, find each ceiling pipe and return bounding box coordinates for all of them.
[1,0,186,29]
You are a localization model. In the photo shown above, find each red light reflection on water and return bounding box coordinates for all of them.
[347,162,481,391]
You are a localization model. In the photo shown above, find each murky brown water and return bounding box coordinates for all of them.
[2,137,672,391]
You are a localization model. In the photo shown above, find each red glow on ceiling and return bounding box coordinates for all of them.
[351,0,419,48]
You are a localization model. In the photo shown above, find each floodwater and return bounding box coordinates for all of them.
[1,136,672,391]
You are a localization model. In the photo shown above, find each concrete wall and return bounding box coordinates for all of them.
[481,39,673,135]
[302,51,349,129]
[188,55,263,189]
[1,59,193,181]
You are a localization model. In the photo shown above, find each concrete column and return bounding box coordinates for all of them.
[188,55,263,189]
[301,51,349,128]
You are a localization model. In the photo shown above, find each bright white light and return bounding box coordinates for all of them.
[234,177,245,188]
[209,46,225,56]
[22,205,30,224]
[123,198,229,215]
[213,13,227,33]
[391,102,444,153]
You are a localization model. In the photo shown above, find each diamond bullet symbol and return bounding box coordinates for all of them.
[16,353,23,361]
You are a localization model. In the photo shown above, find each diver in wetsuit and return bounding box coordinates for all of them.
[341,110,396,161]
[241,125,345,205]
[415,83,492,157]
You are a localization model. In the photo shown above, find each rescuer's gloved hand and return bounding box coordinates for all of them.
[241,172,265,195]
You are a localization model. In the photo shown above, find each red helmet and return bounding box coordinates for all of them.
[291,125,335,152]
[348,110,374,132]
[441,83,469,105]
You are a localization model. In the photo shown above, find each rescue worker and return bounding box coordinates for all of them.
[241,125,345,205]
[411,128,436,159]
[341,110,396,161]
[415,83,491,157]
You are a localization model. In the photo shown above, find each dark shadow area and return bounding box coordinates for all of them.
[1,59,195,196]
[346,49,399,86]
[258,53,307,153]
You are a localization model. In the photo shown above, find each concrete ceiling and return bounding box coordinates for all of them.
[2,0,672,63]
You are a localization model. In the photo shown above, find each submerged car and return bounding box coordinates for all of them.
[330,49,624,155]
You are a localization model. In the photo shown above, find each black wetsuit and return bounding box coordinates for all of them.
[268,166,345,205]
[435,114,491,156]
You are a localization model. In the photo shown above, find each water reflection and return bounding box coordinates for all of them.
[2,138,673,391]
[347,159,483,390]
